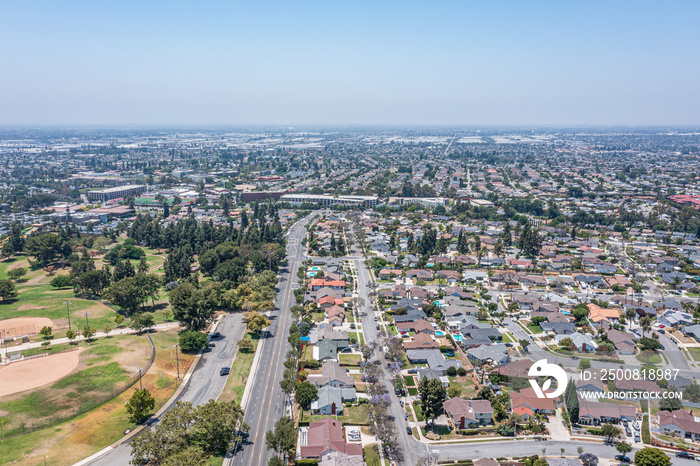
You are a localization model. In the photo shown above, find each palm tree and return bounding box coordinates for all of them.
[640,315,652,337]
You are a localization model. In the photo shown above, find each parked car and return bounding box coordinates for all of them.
[376,325,381,330]
[676,452,695,459]
[407,368,418,374]
[210,332,221,339]
[406,427,413,435]
[659,344,665,350]
[633,421,640,430]
[634,434,640,443]
[659,329,666,334]
[625,427,632,437]
[615,455,631,463]
[220,367,231,376]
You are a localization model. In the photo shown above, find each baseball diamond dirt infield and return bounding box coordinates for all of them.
[0,348,83,397]
[0,316,61,339]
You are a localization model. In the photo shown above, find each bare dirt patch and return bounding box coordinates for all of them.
[0,348,84,397]
[0,316,55,338]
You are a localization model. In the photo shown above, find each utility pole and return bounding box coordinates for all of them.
[65,301,72,331]
[139,368,143,390]
[84,312,91,342]
[174,343,180,380]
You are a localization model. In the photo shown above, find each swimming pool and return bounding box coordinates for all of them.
[453,334,464,342]
[435,331,445,337]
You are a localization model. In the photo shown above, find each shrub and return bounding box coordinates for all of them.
[446,366,457,377]
[457,367,467,376]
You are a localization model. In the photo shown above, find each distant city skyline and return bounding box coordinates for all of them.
[1,1,699,126]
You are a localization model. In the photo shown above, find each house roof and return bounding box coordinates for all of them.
[301,418,363,458]
[659,409,700,435]
[588,303,621,323]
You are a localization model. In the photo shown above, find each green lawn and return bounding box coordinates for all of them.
[302,404,371,425]
[404,375,415,387]
[688,348,700,361]
[408,387,418,396]
[636,351,662,364]
[413,401,425,421]
[527,325,543,334]
[339,353,362,367]
[364,444,382,466]
[219,332,260,404]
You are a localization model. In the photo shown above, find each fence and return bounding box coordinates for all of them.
[1,318,69,339]
[0,331,156,440]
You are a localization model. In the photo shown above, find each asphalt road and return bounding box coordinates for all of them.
[88,312,246,466]
[353,257,423,464]
[227,214,315,466]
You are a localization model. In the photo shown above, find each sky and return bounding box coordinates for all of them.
[1,1,699,126]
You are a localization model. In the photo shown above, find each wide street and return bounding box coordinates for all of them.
[227,213,315,466]
[87,312,246,466]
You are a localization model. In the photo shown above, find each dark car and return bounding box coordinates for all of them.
[220,367,231,376]
[676,452,695,459]
[659,344,665,350]
[406,427,413,436]
[658,329,666,334]
[615,455,631,463]
[203,346,212,353]
[210,332,221,339]
[407,368,418,374]
[625,427,632,437]
[209,342,216,347]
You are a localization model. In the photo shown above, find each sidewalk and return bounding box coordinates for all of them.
[0,322,182,358]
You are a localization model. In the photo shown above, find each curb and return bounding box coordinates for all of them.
[72,320,219,466]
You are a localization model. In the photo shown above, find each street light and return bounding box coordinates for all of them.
[84,311,91,343]
[64,301,72,331]
[174,343,180,380]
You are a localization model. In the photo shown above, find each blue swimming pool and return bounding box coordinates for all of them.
[453,334,464,342]
[435,331,445,337]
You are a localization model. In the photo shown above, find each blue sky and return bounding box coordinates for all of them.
[1,1,699,126]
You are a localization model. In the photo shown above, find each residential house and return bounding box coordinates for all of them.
[509,387,555,414]
[300,418,363,459]
[605,329,636,355]
[403,333,441,350]
[443,397,494,428]
[311,386,357,415]
[555,333,598,352]
[308,361,355,389]
[314,339,339,362]
[396,320,435,335]
[577,399,636,425]
[659,409,700,441]
[466,344,509,365]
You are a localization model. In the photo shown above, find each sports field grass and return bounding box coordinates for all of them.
[0,329,194,466]
[0,334,151,437]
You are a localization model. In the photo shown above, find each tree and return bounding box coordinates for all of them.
[265,416,296,462]
[447,385,462,398]
[130,313,155,333]
[103,324,112,337]
[115,314,125,327]
[138,256,150,274]
[104,277,147,315]
[600,423,621,442]
[39,326,53,339]
[578,359,591,370]
[0,279,18,303]
[295,381,318,409]
[659,395,683,411]
[66,329,77,344]
[75,269,111,296]
[634,447,671,466]
[238,338,254,353]
[684,382,700,403]
[41,340,51,350]
[638,337,660,351]
[50,274,73,289]
[615,441,632,456]
[179,330,209,352]
[24,233,71,266]
[418,377,447,426]
[246,312,271,334]
[639,315,652,337]
[169,282,216,331]
[82,325,96,341]
[7,267,27,281]
[126,388,156,423]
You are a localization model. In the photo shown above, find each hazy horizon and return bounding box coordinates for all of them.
[2,1,699,126]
